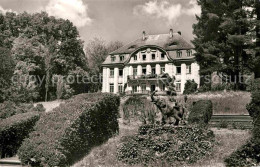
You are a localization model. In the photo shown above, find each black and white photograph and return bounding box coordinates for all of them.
[0,0,259,166]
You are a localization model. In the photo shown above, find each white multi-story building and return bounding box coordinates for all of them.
[102,29,200,94]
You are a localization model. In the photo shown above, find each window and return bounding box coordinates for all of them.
[187,50,192,57]
[161,53,165,59]
[118,84,123,93]
[161,66,165,74]
[142,54,146,61]
[176,83,181,92]
[110,69,114,77]
[151,84,156,92]
[132,85,138,93]
[186,65,191,74]
[111,55,115,62]
[119,69,123,77]
[110,84,114,93]
[176,66,181,75]
[134,55,137,61]
[162,84,166,91]
[120,55,124,61]
[141,84,146,93]
[142,67,146,75]
[133,68,137,76]
[152,54,156,60]
[152,67,156,75]
[177,51,182,58]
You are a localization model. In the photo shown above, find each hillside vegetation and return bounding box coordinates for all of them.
[176,91,251,115]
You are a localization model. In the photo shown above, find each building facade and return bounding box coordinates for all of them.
[102,29,200,94]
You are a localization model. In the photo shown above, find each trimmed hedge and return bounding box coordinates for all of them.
[225,79,260,167]
[0,101,45,119]
[183,79,198,94]
[117,124,215,166]
[0,112,40,158]
[18,93,120,167]
[188,100,213,125]
[224,139,260,167]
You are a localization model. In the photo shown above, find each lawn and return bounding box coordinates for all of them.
[72,91,252,167]
[176,91,251,115]
[72,118,250,167]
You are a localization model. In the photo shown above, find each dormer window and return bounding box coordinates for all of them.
[142,54,146,61]
[177,51,182,58]
[152,54,156,60]
[120,55,124,61]
[187,50,192,57]
[134,55,137,61]
[161,53,165,59]
[111,55,115,62]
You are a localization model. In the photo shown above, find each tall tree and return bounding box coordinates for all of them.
[193,0,257,88]
[0,47,14,102]
[85,38,123,92]
[0,11,87,102]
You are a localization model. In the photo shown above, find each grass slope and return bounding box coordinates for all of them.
[176,91,251,115]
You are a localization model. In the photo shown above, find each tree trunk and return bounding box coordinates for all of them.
[255,0,260,79]
[45,71,50,102]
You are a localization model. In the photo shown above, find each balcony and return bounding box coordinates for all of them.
[125,90,167,95]
[127,73,169,81]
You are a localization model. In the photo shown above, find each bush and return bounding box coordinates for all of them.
[224,139,260,167]
[0,101,45,119]
[188,100,213,125]
[198,83,236,93]
[246,79,260,140]
[18,93,120,167]
[0,112,40,158]
[183,79,198,94]
[224,79,260,167]
[122,96,157,124]
[219,120,228,128]
[117,125,215,166]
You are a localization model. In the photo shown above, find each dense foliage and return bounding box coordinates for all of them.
[122,96,157,124]
[193,0,260,87]
[85,38,123,92]
[247,79,260,121]
[0,11,87,102]
[0,101,45,119]
[0,112,40,158]
[188,100,213,125]
[117,125,215,166]
[224,79,260,166]
[183,79,198,94]
[18,93,120,167]
[224,139,260,167]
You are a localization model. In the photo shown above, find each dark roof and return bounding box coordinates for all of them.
[110,33,194,55]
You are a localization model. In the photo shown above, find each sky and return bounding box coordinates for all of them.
[0,0,201,46]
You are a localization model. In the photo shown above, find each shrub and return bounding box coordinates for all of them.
[18,93,120,167]
[224,139,260,167]
[198,84,211,92]
[122,96,157,124]
[188,100,213,125]
[33,104,46,113]
[224,79,260,167]
[117,125,215,166]
[0,112,40,158]
[246,79,260,140]
[219,120,228,128]
[183,79,198,94]
[0,101,45,119]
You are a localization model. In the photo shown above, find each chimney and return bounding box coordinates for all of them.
[142,31,146,40]
[177,31,181,35]
[169,29,173,37]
